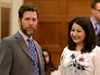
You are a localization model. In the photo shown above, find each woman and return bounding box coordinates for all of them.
[42,48,56,75]
[51,16,100,75]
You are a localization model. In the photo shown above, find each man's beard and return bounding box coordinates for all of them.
[21,23,35,36]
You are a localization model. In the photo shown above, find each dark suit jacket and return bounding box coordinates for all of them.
[90,17,100,46]
[97,34,100,46]
[0,31,45,75]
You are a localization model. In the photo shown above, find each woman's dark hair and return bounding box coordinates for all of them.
[42,53,47,71]
[18,3,39,19]
[68,16,97,53]
[42,48,56,75]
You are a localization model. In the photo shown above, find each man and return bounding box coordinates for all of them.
[0,3,45,75]
[90,1,100,46]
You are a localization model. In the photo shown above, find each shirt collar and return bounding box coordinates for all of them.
[90,17,97,25]
[19,30,33,41]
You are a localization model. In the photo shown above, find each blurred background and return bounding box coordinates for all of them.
[0,0,95,69]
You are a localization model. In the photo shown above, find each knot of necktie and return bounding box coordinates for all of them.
[27,37,32,42]
[97,22,100,25]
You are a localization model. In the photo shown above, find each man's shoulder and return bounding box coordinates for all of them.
[1,31,20,42]
[33,40,41,49]
[3,34,14,40]
[33,40,40,46]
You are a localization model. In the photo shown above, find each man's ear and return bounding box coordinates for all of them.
[18,18,21,26]
[37,20,38,26]
[91,8,95,13]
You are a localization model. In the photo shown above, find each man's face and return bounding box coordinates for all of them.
[18,11,38,37]
[92,3,100,21]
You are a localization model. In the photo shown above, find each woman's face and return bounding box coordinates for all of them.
[43,51,50,64]
[70,23,86,45]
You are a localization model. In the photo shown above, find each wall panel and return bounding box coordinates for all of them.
[1,7,10,39]
[67,0,93,16]
[25,1,61,15]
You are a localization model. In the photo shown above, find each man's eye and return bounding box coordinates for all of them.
[33,19,36,21]
[25,18,29,20]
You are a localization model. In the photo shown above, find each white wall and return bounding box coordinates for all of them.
[1,0,12,3]
[0,1,1,41]
[10,0,23,35]
[0,0,23,40]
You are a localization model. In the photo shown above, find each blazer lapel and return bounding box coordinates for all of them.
[14,31,34,61]
[33,40,43,67]
[33,41,40,60]
[33,41,45,75]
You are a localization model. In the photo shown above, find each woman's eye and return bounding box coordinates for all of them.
[78,31,81,32]
[71,29,74,31]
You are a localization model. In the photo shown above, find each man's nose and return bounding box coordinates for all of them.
[29,20,33,25]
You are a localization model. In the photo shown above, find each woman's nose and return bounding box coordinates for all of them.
[73,32,77,36]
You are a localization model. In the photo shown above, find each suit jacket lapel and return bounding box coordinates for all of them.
[14,31,34,61]
[33,41,40,60]
[33,41,43,69]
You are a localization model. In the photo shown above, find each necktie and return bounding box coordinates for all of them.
[95,22,99,38]
[27,37,39,75]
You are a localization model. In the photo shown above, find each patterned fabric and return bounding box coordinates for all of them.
[95,22,99,38]
[51,46,100,75]
[27,37,39,75]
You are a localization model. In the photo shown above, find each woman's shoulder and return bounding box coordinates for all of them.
[92,46,100,53]
[63,46,69,52]
[50,70,60,75]
[62,46,70,54]
[61,46,76,56]
[90,46,100,59]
